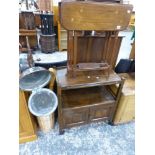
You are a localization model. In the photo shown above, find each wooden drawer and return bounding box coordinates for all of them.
[89,104,114,123]
[62,108,89,128]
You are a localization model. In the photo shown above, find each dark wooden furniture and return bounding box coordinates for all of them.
[57,21,124,65]
[59,2,133,76]
[67,32,124,69]
[56,2,132,134]
[19,12,38,51]
[20,11,35,30]
[19,29,38,51]
[56,68,124,134]
[59,2,132,31]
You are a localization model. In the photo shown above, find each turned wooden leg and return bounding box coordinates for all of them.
[57,86,65,135]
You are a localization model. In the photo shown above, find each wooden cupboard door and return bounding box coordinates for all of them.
[89,104,114,123]
[19,91,37,143]
[62,108,89,128]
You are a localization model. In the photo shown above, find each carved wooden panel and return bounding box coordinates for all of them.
[76,35,123,68]
[89,104,113,122]
[62,108,89,128]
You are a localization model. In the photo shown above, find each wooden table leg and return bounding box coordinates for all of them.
[109,77,125,124]
[57,86,65,134]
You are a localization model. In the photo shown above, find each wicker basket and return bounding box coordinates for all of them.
[40,34,56,53]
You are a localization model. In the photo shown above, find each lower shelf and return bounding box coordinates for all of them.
[61,86,115,129]
[62,86,115,109]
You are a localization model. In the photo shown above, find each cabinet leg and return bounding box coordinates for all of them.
[59,129,65,135]
[108,120,114,126]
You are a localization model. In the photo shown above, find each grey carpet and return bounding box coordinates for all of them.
[19,121,135,155]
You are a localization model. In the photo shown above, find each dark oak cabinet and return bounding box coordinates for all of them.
[56,68,124,134]
[57,2,131,134]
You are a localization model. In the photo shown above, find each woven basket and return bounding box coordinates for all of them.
[40,34,56,53]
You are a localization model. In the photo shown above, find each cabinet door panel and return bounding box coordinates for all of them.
[89,104,114,123]
[62,108,89,128]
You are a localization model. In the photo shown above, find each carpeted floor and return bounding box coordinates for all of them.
[19,121,135,155]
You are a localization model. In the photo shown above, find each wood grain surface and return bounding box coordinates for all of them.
[56,68,121,89]
[59,2,133,30]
